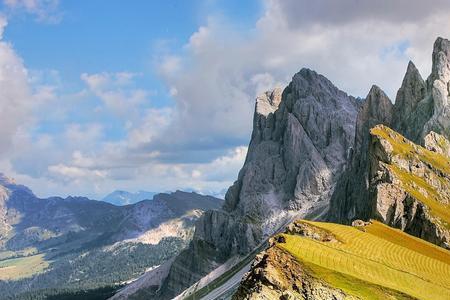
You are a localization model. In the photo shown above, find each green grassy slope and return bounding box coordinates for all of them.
[277,220,450,300]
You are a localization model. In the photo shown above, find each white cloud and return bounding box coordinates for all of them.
[4,0,62,23]
[0,16,34,156]
[80,72,150,119]
[42,145,247,199]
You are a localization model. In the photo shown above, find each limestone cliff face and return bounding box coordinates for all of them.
[153,69,359,299]
[368,125,450,248]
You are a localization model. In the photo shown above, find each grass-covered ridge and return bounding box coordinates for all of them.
[277,220,450,300]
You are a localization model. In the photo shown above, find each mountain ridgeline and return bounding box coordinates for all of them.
[116,37,450,299]
[0,179,222,300]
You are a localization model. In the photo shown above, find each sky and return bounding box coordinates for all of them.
[0,0,449,199]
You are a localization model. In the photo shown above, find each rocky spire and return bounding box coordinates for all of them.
[429,37,450,86]
[355,85,393,149]
[391,61,428,143]
[328,85,392,223]
[423,37,450,139]
[393,61,425,120]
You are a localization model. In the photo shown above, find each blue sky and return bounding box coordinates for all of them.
[0,0,448,199]
[3,0,260,143]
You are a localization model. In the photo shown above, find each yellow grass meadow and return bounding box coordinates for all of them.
[277,221,450,300]
[0,254,50,280]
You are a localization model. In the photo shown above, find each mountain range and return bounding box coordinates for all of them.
[0,177,222,299]
[112,37,450,300]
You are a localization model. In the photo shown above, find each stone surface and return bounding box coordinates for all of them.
[232,246,348,300]
[328,85,393,222]
[368,125,450,248]
[422,37,450,140]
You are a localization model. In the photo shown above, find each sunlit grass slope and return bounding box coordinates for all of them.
[0,253,49,280]
[277,220,450,300]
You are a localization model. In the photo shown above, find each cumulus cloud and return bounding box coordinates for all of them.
[80,72,150,119]
[0,16,34,155]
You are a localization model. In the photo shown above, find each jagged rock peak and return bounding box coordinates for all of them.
[354,85,393,149]
[364,85,393,118]
[430,37,450,83]
[430,37,450,112]
[394,61,425,114]
[422,37,450,139]
[291,68,351,101]
[255,87,282,117]
[391,60,427,142]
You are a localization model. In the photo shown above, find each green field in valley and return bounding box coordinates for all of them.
[0,253,50,280]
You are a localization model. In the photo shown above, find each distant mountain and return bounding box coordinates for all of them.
[102,190,157,205]
[0,175,223,299]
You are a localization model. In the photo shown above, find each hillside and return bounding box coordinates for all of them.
[0,175,223,299]
[234,220,450,300]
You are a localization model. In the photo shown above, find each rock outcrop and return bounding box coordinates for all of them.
[368,125,450,248]
[329,38,450,247]
[328,85,393,222]
[139,69,359,299]
[233,246,349,300]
